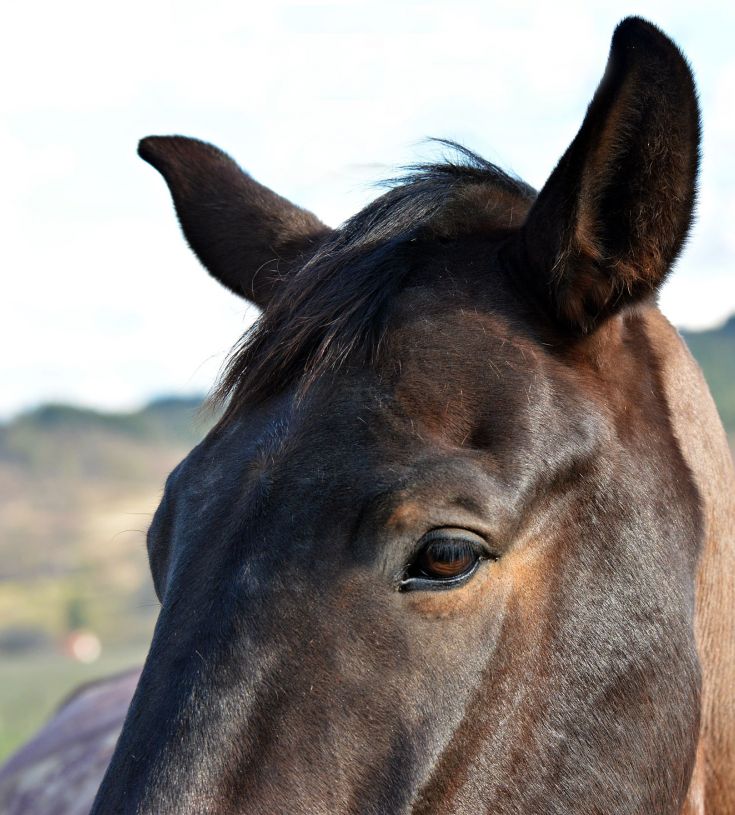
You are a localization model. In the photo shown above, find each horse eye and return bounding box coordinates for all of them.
[400,528,488,592]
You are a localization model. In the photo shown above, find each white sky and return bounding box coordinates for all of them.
[2,0,734,418]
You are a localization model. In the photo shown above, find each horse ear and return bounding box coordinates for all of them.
[138,136,332,308]
[520,17,700,333]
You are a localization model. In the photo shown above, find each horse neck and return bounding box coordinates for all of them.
[643,307,735,815]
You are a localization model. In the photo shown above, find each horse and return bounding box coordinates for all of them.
[1,15,733,814]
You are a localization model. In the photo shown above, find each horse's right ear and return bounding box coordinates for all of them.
[138,136,332,308]
[519,17,700,333]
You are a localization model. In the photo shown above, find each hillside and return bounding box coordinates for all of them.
[0,396,212,643]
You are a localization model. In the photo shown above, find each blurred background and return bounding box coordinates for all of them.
[1,0,734,761]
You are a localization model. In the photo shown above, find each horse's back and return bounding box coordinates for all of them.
[0,668,139,815]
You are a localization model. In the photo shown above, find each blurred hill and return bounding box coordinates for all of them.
[0,395,211,645]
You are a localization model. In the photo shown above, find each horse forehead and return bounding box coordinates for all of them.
[386,307,555,431]
[237,311,554,471]
[388,297,544,378]
[193,310,569,513]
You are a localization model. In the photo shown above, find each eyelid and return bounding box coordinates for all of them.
[420,527,488,547]
[419,527,495,562]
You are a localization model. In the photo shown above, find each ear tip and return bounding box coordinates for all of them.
[138,135,173,171]
[138,135,164,153]
[612,16,688,65]
[138,135,239,179]
[613,16,667,44]
[609,17,698,113]
[137,135,191,167]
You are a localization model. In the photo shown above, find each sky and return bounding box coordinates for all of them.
[2,0,734,418]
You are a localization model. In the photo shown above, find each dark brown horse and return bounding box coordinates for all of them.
[2,16,734,814]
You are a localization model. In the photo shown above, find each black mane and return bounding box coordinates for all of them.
[215,143,535,415]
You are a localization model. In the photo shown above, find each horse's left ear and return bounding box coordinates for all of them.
[520,17,700,333]
[138,136,332,309]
